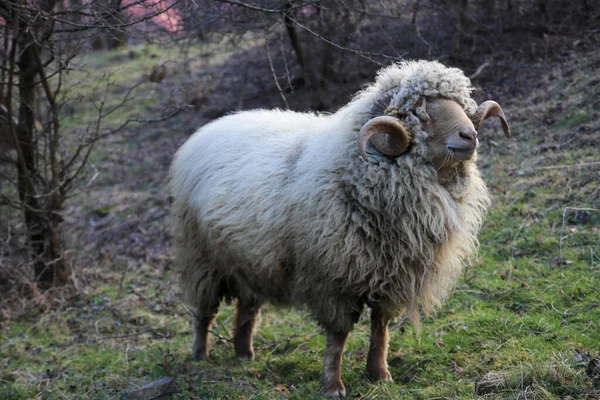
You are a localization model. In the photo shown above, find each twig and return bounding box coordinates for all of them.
[530,161,600,171]
[86,164,99,186]
[469,62,490,80]
[288,15,401,65]
[511,217,528,258]
[215,318,233,341]
[97,330,154,342]
[118,263,128,298]
[179,300,234,343]
[53,0,184,33]
[255,331,321,350]
[414,23,432,57]
[559,207,568,261]
[207,329,233,343]
[279,26,293,92]
[264,36,289,109]
[96,328,190,342]
[213,0,321,14]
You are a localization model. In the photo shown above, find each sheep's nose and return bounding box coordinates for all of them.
[459,129,477,142]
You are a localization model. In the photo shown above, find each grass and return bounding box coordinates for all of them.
[56,33,264,139]
[1,46,599,399]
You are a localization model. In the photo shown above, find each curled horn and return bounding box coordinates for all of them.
[357,89,412,161]
[358,116,411,161]
[472,101,511,138]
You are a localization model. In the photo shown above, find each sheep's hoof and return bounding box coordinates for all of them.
[321,381,346,398]
[367,368,394,383]
[235,349,255,361]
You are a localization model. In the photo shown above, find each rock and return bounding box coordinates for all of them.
[150,65,167,83]
[127,376,175,399]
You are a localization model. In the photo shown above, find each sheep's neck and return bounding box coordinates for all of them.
[436,163,469,200]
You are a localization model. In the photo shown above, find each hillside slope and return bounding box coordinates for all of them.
[1,45,598,399]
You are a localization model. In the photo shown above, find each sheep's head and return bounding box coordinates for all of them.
[358,95,510,170]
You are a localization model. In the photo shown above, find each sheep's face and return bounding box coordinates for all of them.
[422,99,478,169]
[357,97,510,165]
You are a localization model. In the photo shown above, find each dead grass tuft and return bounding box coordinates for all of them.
[0,222,77,321]
[474,372,505,395]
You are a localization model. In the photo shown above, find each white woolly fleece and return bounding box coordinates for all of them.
[170,60,490,332]
[350,59,478,120]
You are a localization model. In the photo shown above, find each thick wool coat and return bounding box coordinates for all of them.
[170,60,490,332]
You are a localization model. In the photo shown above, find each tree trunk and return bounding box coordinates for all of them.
[582,0,589,21]
[104,0,128,49]
[411,0,420,25]
[0,24,9,104]
[283,2,317,91]
[17,36,69,287]
[452,0,467,64]
[91,0,128,50]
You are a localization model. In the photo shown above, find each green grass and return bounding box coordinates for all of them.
[1,47,599,399]
[57,34,263,137]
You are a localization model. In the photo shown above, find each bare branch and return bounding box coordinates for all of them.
[212,0,322,14]
[265,36,289,109]
[286,13,401,65]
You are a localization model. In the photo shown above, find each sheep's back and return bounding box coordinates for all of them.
[170,110,325,300]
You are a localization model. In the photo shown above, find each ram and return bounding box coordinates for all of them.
[170,60,510,397]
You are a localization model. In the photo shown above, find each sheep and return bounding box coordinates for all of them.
[169,60,510,397]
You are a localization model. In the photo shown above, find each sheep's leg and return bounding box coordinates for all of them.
[192,306,218,360]
[321,329,349,398]
[234,299,261,360]
[366,308,393,382]
[192,283,221,360]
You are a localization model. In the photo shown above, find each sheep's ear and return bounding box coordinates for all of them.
[358,116,412,161]
[472,101,511,138]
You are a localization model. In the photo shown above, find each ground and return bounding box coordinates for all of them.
[0,36,599,399]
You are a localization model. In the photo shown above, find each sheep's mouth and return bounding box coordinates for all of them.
[448,146,475,160]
